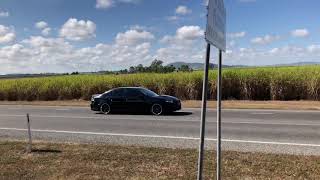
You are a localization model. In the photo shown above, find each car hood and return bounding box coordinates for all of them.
[92,94,102,99]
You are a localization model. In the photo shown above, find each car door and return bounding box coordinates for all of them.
[125,89,147,112]
[109,88,127,111]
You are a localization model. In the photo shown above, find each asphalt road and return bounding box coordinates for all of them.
[1,105,320,155]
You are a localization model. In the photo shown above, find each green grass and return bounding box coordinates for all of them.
[0,65,320,101]
[1,140,320,179]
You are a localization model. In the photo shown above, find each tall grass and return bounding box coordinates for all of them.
[0,66,319,101]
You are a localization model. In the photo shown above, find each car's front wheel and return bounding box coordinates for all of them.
[100,103,111,114]
[151,104,163,115]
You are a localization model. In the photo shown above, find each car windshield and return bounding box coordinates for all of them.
[104,90,112,94]
[139,88,158,97]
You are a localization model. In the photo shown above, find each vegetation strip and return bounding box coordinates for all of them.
[1,140,320,179]
[0,66,320,101]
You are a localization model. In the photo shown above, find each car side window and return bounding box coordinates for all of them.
[111,89,125,97]
[125,89,144,98]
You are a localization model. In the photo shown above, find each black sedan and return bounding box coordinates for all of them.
[90,87,181,115]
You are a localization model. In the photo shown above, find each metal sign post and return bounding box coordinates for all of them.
[216,50,223,179]
[197,0,226,179]
[26,113,32,153]
[197,43,211,180]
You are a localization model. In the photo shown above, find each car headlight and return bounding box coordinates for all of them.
[165,100,174,103]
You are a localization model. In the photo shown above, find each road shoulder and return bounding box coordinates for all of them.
[0,100,319,110]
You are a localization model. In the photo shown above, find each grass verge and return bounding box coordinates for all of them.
[1,140,320,179]
[0,100,320,110]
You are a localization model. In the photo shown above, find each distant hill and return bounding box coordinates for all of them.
[274,61,320,67]
[0,73,63,79]
[2,61,319,79]
[167,61,320,70]
[167,62,246,70]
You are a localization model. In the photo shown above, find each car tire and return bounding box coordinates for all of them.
[151,104,163,115]
[100,103,111,114]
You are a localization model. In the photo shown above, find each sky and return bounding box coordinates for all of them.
[0,0,319,74]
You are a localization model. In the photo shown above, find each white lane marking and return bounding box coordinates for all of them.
[1,127,320,148]
[185,108,320,113]
[0,105,88,109]
[0,114,320,126]
[224,108,320,113]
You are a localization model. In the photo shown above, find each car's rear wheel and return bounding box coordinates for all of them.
[100,103,111,114]
[151,104,163,115]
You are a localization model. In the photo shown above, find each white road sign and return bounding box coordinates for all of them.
[205,0,226,51]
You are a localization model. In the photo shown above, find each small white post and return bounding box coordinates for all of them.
[26,113,32,153]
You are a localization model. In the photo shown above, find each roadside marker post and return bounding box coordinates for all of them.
[197,0,226,179]
[26,113,32,153]
[197,43,211,180]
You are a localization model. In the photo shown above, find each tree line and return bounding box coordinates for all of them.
[97,59,193,75]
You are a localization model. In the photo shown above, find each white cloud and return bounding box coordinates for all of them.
[176,26,204,40]
[160,26,204,44]
[307,44,320,53]
[35,21,48,29]
[0,26,155,74]
[22,36,57,47]
[251,34,280,45]
[0,25,15,44]
[228,31,246,38]
[228,40,236,47]
[0,36,74,73]
[291,29,309,38]
[35,21,51,36]
[96,0,114,9]
[2,25,204,73]
[96,0,141,9]
[0,11,9,17]
[60,18,96,41]
[129,25,146,31]
[268,46,304,56]
[41,28,51,36]
[175,5,192,15]
[167,16,180,22]
[115,29,154,45]
[156,26,205,64]
[224,44,320,66]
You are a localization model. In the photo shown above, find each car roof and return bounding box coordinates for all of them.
[112,87,146,91]
[103,87,147,94]
[116,87,144,89]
